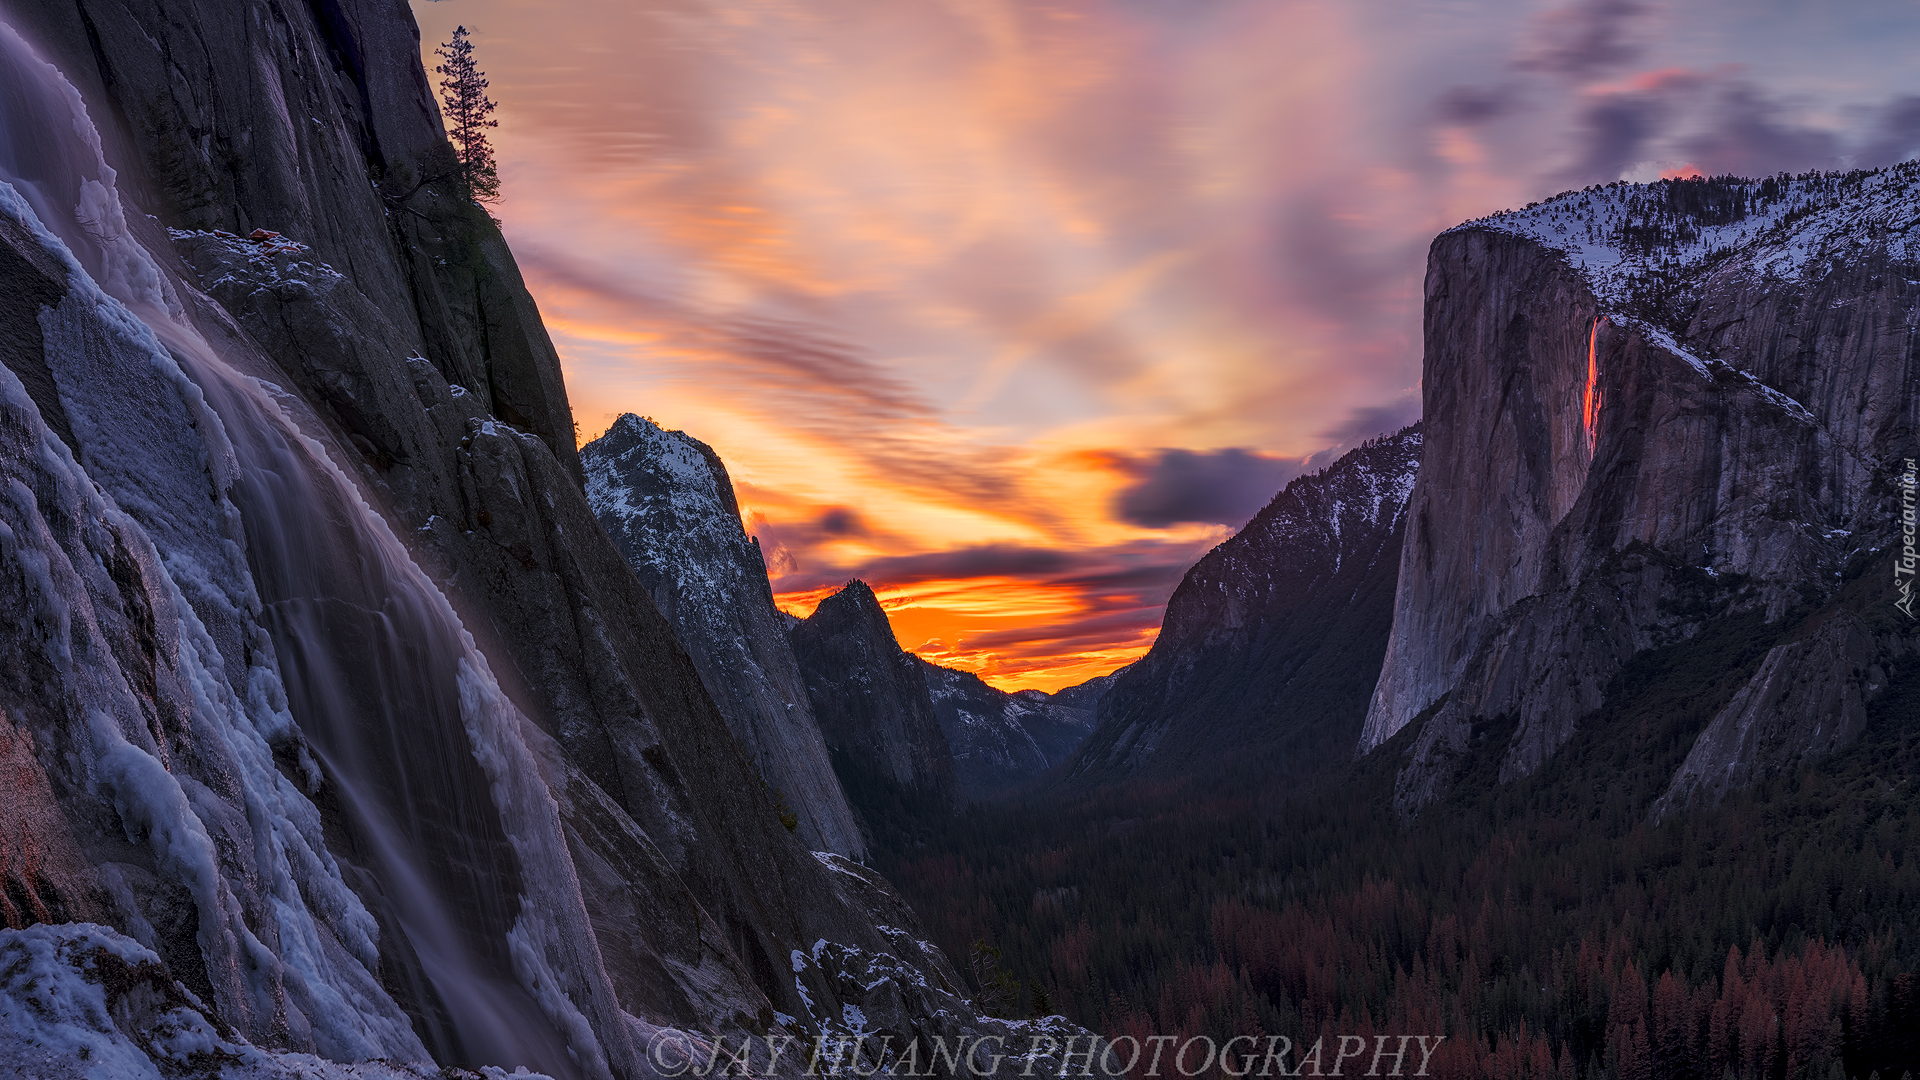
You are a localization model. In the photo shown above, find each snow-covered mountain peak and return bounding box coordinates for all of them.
[582,413,868,857]
[1456,161,1920,325]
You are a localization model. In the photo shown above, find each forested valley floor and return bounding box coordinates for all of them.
[864,604,1920,1080]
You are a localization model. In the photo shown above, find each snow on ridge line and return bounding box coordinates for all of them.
[1452,161,1920,308]
[1252,424,1422,527]
[1601,315,1816,423]
[1616,317,1713,379]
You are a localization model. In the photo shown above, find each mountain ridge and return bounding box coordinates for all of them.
[788,579,961,811]
[1064,425,1422,787]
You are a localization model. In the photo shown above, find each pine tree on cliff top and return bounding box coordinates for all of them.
[435,26,499,205]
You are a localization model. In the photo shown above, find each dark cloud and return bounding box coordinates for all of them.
[958,609,1171,656]
[856,545,1076,585]
[1854,96,1920,167]
[750,505,871,553]
[1551,72,1860,185]
[1048,561,1199,595]
[1515,0,1648,81]
[1436,85,1518,126]
[746,506,875,581]
[521,245,1037,509]
[713,316,934,421]
[1277,199,1398,324]
[1679,84,1841,178]
[1565,92,1669,183]
[904,540,1212,660]
[516,247,937,421]
[767,543,1077,594]
[768,528,1206,604]
[815,507,865,536]
[1315,396,1422,446]
[1113,448,1306,529]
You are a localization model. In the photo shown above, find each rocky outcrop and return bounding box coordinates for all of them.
[1652,614,1886,818]
[918,662,1097,801]
[581,415,865,858]
[789,582,958,808]
[1008,687,1103,776]
[1065,428,1421,786]
[1365,170,1919,814]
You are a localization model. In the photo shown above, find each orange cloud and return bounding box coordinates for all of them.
[776,575,1164,694]
[407,0,1451,690]
[410,0,1907,691]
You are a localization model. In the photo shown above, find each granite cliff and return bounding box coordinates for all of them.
[581,414,865,859]
[788,581,959,811]
[1361,170,1920,815]
[581,425,1099,812]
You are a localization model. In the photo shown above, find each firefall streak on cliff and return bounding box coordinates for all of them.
[1583,317,1604,456]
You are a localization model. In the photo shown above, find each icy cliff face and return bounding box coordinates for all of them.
[1065,429,1421,786]
[0,5,1084,1077]
[0,923,477,1080]
[581,414,865,858]
[4,0,579,482]
[1364,169,1919,814]
[0,46,428,1063]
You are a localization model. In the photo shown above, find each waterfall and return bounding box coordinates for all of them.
[0,20,636,1078]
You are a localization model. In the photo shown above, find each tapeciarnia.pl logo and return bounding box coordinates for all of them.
[644,1032,1448,1078]
[1897,458,1917,619]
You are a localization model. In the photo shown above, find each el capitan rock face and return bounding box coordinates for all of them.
[582,414,866,858]
[1066,427,1422,786]
[1366,171,1920,815]
[789,581,959,808]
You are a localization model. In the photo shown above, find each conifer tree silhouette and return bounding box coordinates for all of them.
[435,26,499,205]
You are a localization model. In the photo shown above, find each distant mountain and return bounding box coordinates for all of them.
[1064,427,1421,786]
[918,661,1098,801]
[1045,669,1122,715]
[1361,170,1919,816]
[1013,682,1109,769]
[788,581,959,811]
[582,414,865,857]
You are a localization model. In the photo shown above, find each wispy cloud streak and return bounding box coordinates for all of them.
[414,0,1920,689]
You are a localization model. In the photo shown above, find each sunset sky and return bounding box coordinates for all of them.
[411,0,1920,692]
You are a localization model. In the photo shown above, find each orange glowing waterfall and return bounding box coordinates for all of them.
[1582,317,1604,455]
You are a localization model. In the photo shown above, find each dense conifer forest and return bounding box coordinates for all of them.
[868,575,1920,1079]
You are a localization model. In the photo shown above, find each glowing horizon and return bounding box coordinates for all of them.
[411,0,1920,693]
